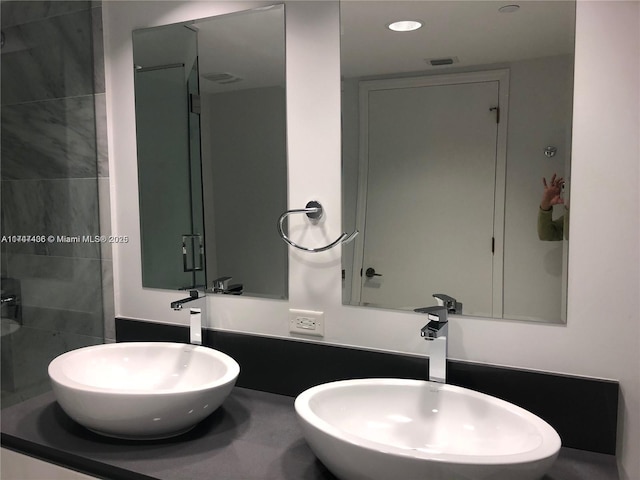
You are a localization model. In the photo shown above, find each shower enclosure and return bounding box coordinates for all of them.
[1,1,109,408]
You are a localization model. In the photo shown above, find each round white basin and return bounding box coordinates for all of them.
[295,378,561,480]
[48,342,240,440]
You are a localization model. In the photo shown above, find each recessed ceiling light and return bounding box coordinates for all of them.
[387,20,423,32]
[498,4,521,13]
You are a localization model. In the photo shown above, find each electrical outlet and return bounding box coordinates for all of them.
[289,309,324,337]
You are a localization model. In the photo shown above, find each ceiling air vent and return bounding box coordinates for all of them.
[202,72,242,85]
[425,56,460,67]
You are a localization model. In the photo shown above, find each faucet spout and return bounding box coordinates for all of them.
[418,306,448,383]
[170,290,205,345]
[422,319,448,340]
[171,290,199,310]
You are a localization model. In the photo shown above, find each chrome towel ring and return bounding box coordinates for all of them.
[277,201,358,253]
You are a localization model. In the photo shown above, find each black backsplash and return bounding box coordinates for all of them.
[116,318,619,455]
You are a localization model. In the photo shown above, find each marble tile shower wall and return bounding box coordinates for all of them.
[1,1,113,406]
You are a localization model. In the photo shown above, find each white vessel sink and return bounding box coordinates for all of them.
[295,378,561,480]
[48,342,240,440]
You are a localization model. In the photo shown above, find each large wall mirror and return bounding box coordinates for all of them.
[341,1,576,323]
[133,5,288,300]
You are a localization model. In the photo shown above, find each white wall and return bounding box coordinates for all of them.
[503,54,573,322]
[103,2,639,478]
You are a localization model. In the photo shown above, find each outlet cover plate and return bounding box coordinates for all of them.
[289,309,324,337]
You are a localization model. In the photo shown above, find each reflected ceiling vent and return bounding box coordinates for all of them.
[202,72,243,85]
[499,4,521,13]
[425,56,460,67]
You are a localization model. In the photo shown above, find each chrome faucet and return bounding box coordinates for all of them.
[170,290,205,345]
[211,276,243,295]
[433,293,462,315]
[212,276,232,293]
[414,293,462,316]
[419,306,448,383]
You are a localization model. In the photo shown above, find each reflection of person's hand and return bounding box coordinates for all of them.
[541,174,565,211]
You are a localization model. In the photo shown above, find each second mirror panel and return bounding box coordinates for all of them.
[341,1,575,323]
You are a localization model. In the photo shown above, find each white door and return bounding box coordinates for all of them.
[355,73,507,317]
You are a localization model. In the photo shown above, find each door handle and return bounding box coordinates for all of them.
[365,267,382,278]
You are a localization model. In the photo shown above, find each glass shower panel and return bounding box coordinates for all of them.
[187,60,206,289]
[135,63,204,289]
[133,23,205,290]
[0,1,105,408]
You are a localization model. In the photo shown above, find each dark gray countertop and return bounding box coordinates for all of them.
[1,388,619,480]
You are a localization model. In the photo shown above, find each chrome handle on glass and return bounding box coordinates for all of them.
[277,200,358,253]
[182,234,204,272]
